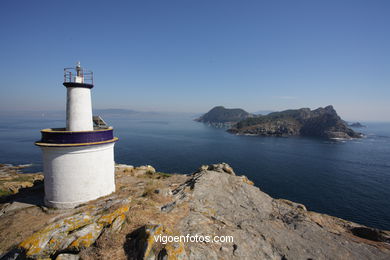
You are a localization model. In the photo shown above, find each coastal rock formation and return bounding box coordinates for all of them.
[1,163,389,259]
[0,164,43,198]
[348,122,366,128]
[195,106,251,127]
[229,105,362,139]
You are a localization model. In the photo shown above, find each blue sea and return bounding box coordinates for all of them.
[0,112,389,230]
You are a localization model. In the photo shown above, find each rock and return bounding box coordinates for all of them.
[0,248,23,260]
[198,163,236,175]
[154,188,172,197]
[0,201,35,217]
[228,105,362,139]
[0,164,43,197]
[115,164,134,173]
[2,163,390,259]
[350,226,390,243]
[18,212,95,257]
[125,224,187,260]
[67,222,104,251]
[162,165,390,259]
[238,175,254,185]
[55,253,80,260]
[111,214,127,232]
[16,198,131,258]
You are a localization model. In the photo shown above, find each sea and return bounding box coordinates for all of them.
[0,112,389,230]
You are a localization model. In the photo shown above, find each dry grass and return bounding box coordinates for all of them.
[77,172,189,259]
[0,165,189,259]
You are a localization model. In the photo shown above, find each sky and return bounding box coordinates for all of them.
[0,0,389,121]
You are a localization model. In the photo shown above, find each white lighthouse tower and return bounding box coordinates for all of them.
[36,63,118,209]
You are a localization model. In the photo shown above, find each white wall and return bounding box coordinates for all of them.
[66,87,93,131]
[41,142,115,208]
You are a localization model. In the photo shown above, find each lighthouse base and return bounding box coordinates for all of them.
[40,143,116,209]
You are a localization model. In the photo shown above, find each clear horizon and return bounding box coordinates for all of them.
[1,106,390,123]
[1,0,389,121]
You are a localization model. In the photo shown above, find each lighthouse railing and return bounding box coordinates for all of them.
[64,68,94,85]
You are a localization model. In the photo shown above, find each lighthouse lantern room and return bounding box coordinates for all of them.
[36,63,118,209]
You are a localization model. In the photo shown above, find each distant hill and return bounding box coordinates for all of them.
[94,108,140,114]
[228,105,362,139]
[253,110,274,115]
[195,106,252,126]
[348,122,366,128]
[93,109,163,118]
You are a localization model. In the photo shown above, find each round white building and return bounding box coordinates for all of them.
[36,63,118,209]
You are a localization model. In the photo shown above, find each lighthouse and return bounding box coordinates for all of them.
[35,63,118,209]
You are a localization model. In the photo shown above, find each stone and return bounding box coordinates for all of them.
[55,253,80,260]
[163,165,390,259]
[198,163,236,175]
[67,223,104,250]
[125,224,187,260]
[154,188,172,196]
[0,164,43,198]
[110,214,126,232]
[16,199,131,259]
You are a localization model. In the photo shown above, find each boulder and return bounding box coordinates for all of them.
[198,163,236,175]
[55,253,80,260]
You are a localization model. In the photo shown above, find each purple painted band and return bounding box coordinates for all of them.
[39,128,114,144]
[63,82,94,89]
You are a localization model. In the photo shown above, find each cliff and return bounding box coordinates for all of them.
[195,106,251,127]
[228,105,362,139]
[1,163,389,260]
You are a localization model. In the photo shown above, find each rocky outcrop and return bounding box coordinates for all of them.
[1,163,389,259]
[0,164,43,198]
[195,106,251,127]
[229,105,362,139]
[348,122,366,128]
[13,198,130,259]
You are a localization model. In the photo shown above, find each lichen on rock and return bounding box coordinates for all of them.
[16,199,131,259]
[125,224,187,260]
[2,163,390,260]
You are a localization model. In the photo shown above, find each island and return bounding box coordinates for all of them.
[348,122,366,128]
[195,106,252,127]
[0,163,389,259]
[197,105,362,139]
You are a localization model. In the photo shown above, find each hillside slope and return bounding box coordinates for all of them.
[195,106,251,125]
[229,105,362,139]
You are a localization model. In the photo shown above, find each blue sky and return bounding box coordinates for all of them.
[0,0,389,121]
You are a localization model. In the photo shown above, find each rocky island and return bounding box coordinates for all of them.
[197,105,362,139]
[228,105,362,139]
[348,122,366,128]
[195,106,252,127]
[1,163,389,259]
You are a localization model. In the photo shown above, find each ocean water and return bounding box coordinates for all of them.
[0,113,389,230]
